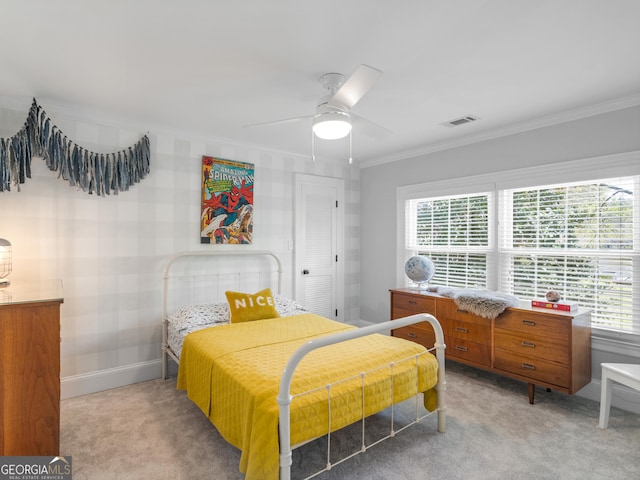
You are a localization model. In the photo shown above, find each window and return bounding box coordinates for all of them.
[500,178,638,333]
[403,170,640,335]
[407,193,492,288]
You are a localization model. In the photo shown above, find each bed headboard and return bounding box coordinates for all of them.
[161,250,283,321]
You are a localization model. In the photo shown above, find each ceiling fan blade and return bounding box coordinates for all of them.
[244,114,312,128]
[351,112,392,138]
[327,64,382,111]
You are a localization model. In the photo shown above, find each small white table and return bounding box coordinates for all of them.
[598,363,640,429]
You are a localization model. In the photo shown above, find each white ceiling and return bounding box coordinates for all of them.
[1,0,639,166]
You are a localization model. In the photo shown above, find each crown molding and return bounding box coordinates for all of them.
[3,93,638,168]
[360,93,640,169]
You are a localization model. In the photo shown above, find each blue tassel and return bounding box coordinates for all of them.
[0,99,151,195]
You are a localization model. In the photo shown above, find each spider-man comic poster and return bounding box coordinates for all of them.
[201,156,254,244]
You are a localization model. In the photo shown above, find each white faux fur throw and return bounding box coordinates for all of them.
[436,287,520,319]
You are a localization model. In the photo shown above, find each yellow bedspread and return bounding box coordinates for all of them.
[177,313,438,480]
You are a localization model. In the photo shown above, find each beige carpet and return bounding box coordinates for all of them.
[61,361,640,480]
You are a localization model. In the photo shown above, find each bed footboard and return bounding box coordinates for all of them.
[277,313,446,480]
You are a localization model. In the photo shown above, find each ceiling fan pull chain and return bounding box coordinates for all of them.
[311,128,316,162]
[349,130,353,165]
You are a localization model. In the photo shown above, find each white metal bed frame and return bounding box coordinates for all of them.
[161,251,446,480]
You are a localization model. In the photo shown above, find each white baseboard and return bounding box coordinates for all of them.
[350,319,375,327]
[577,379,640,415]
[61,360,163,400]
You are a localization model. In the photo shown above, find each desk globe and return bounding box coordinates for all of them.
[404,256,435,290]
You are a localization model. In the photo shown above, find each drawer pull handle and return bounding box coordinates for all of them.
[455,345,468,352]
[522,320,536,326]
[408,333,417,338]
[521,341,536,348]
[408,300,417,305]
[456,309,468,314]
[522,362,536,370]
[455,327,468,333]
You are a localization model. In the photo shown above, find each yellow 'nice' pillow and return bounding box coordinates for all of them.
[225,288,280,323]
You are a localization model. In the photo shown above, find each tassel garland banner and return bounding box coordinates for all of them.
[0,99,150,196]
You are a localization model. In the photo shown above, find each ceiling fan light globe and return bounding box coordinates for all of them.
[312,112,352,140]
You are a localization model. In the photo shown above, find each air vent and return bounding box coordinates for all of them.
[441,115,480,127]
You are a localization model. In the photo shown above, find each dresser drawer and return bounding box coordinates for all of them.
[392,325,436,349]
[494,329,569,364]
[495,310,570,340]
[494,349,569,388]
[445,319,491,345]
[437,298,489,326]
[447,337,491,367]
[391,316,436,334]
[391,292,436,318]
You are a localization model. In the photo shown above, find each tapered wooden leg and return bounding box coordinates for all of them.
[528,383,535,404]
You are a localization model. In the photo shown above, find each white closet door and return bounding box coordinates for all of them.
[294,174,344,321]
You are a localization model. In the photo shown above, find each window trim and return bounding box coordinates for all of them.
[396,150,640,343]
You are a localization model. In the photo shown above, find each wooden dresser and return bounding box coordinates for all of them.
[390,288,591,403]
[0,281,63,455]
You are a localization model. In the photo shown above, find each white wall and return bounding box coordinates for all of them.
[359,104,640,412]
[0,99,361,398]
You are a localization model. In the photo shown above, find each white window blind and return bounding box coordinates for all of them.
[499,177,639,333]
[406,192,492,288]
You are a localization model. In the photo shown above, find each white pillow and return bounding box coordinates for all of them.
[273,294,308,316]
[167,302,230,333]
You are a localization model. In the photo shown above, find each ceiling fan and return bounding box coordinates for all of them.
[311,64,383,140]
[247,64,386,146]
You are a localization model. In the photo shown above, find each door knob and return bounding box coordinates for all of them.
[302,269,310,275]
